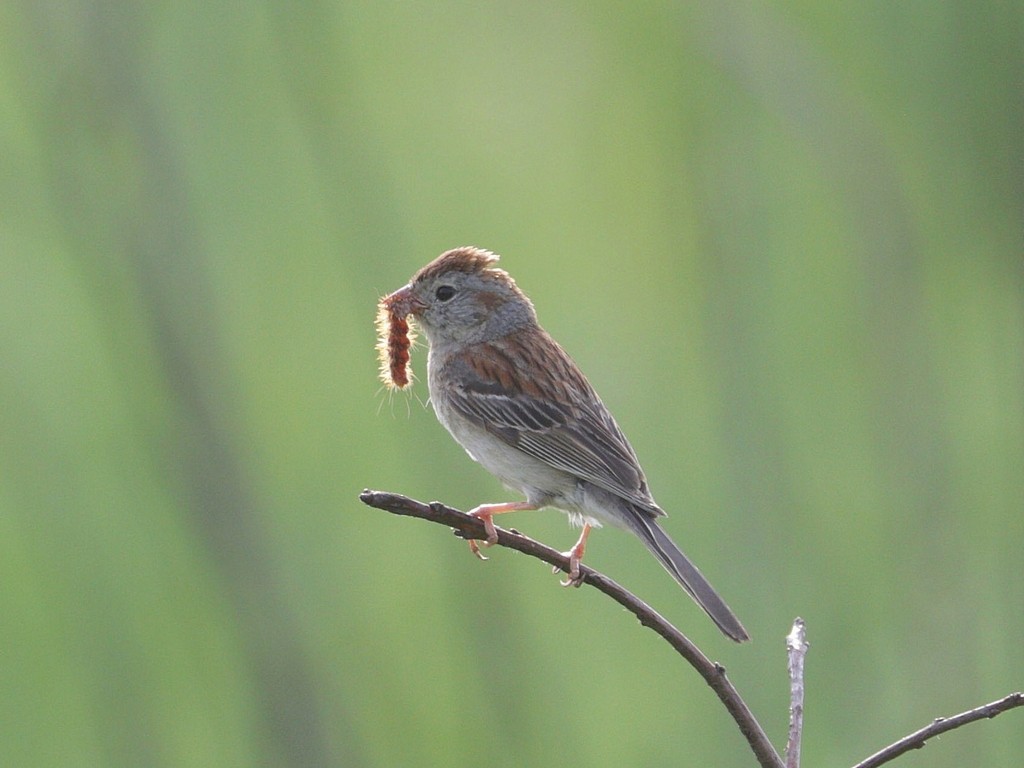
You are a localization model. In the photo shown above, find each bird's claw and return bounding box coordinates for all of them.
[467,511,498,560]
[553,555,584,587]
[560,572,585,588]
[552,524,590,587]
[468,537,489,561]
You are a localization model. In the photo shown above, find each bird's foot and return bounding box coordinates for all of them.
[553,523,592,587]
[467,511,498,560]
[465,501,536,560]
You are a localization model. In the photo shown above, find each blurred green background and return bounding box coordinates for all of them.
[2,2,1021,766]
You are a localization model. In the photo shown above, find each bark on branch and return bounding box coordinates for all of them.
[359,489,1022,768]
[360,489,783,768]
[850,692,1024,768]
[785,618,808,768]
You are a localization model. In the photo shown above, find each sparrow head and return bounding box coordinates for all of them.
[384,247,537,347]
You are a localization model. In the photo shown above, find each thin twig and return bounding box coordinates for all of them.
[359,489,784,768]
[784,618,808,768]
[850,691,1024,768]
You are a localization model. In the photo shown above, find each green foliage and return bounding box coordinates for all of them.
[1,2,1021,766]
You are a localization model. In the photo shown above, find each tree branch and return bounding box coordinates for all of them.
[850,691,1024,768]
[359,490,1023,768]
[360,489,784,768]
[784,618,808,768]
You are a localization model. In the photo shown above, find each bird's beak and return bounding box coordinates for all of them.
[383,284,428,318]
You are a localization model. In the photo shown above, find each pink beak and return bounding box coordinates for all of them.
[383,284,428,318]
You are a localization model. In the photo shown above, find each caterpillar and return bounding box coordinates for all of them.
[375,298,416,389]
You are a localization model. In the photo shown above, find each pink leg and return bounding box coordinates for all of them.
[466,501,537,560]
[554,524,592,587]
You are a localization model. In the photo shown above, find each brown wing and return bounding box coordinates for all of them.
[444,328,662,514]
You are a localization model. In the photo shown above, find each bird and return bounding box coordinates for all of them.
[380,246,749,642]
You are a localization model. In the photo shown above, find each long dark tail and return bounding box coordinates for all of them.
[627,512,749,643]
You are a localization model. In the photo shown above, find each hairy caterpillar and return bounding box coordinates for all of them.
[375,297,416,389]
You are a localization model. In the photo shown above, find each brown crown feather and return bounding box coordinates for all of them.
[412,246,504,284]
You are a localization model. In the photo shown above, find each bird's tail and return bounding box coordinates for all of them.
[627,512,749,643]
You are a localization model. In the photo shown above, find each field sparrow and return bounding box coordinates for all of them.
[381,246,749,642]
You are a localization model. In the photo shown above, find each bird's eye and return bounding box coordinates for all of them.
[435,285,456,302]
